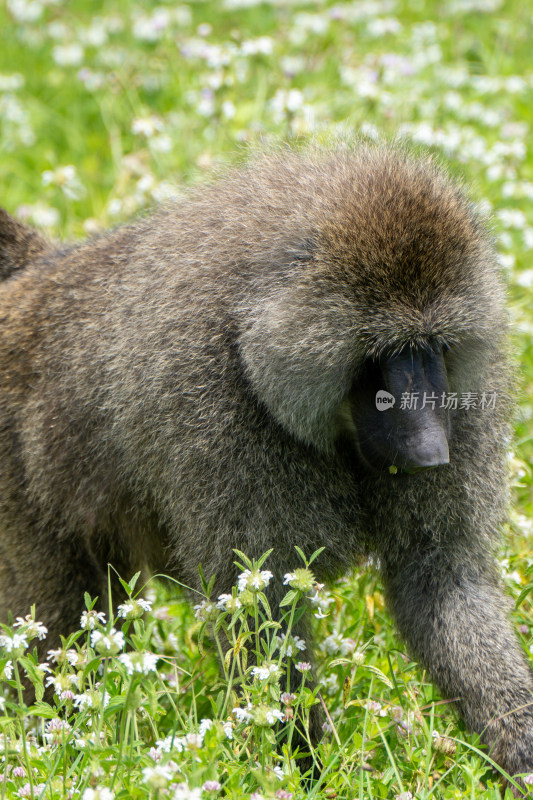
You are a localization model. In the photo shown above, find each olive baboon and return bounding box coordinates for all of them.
[0,145,531,784]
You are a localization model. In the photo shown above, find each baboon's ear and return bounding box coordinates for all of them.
[0,207,49,280]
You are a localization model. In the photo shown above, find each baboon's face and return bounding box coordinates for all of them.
[350,342,451,474]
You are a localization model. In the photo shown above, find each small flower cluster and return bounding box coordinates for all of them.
[237,568,273,593]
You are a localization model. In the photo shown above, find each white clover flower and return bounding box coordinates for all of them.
[237,568,273,593]
[183,732,204,749]
[90,628,124,655]
[295,661,311,672]
[43,717,72,745]
[203,780,221,792]
[13,615,48,641]
[173,784,203,800]
[366,700,388,716]
[118,651,158,675]
[117,597,152,620]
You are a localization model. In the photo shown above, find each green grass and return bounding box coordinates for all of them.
[1,0,533,797]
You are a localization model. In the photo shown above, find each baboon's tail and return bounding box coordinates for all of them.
[0,207,49,280]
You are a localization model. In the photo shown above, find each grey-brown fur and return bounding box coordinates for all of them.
[0,144,532,784]
[0,207,49,280]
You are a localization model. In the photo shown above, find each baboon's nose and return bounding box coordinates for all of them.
[400,427,450,472]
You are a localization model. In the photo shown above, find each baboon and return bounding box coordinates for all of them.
[0,145,532,785]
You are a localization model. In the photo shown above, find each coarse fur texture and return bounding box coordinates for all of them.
[0,144,531,787]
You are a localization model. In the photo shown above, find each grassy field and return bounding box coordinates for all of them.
[1,0,533,798]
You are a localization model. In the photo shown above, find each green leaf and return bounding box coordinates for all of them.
[279,589,298,607]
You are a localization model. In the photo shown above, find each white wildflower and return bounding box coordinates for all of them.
[52,44,84,67]
[13,615,48,640]
[198,718,213,737]
[203,780,222,792]
[42,165,85,199]
[17,203,59,229]
[322,673,339,696]
[232,703,254,723]
[43,717,72,745]
[275,632,306,657]
[132,9,171,42]
[173,784,203,800]
[523,231,533,250]
[7,0,46,23]
[323,633,357,656]
[252,663,282,683]
[73,689,110,710]
[241,36,274,56]
[142,764,174,788]
[131,115,164,137]
[497,208,527,229]
[117,597,152,620]
[253,703,285,727]
[82,788,115,800]
[237,568,273,592]
[515,269,533,288]
[216,593,242,612]
[223,720,233,739]
[193,599,218,621]
[46,673,79,695]
[2,660,13,679]
[90,628,124,655]
[118,651,158,675]
[0,632,28,654]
